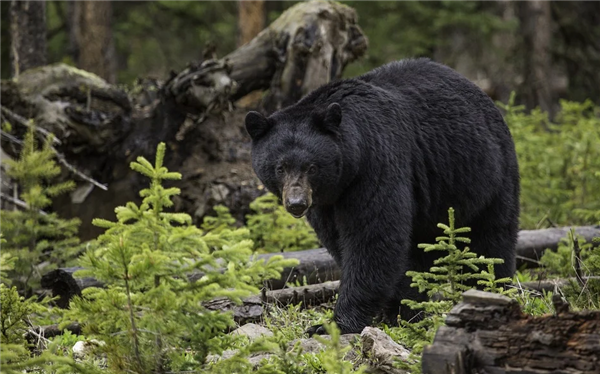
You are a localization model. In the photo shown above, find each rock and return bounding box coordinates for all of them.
[361,327,411,374]
[231,323,274,340]
[289,334,360,361]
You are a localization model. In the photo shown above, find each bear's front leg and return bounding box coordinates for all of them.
[307,213,412,335]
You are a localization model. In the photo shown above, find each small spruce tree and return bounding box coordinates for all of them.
[0,123,80,295]
[64,143,296,373]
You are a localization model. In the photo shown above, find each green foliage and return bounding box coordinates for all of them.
[343,1,510,78]
[539,229,600,310]
[0,284,85,374]
[0,124,81,295]
[201,193,320,254]
[404,208,510,307]
[64,142,296,373]
[1,284,34,347]
[501,95,600,228]
[0,234,16,283]
[246,193,320,253]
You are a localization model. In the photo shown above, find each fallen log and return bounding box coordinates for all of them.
[516,224,600,265]
[41,225,600,307]
[421,289,600,374]
[41,247,340,307]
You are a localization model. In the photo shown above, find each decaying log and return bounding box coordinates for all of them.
[422,289,600,374]
[1,0,367,241]
[40,225,600,307]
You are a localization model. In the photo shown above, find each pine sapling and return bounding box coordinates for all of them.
[0,123,80,295]
[64,143,296,373]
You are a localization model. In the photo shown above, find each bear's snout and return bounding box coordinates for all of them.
[285,195,310,218]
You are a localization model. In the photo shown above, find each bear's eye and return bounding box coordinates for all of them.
[276,165,285,175]
[308,165,317,175]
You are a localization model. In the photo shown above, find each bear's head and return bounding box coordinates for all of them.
[245,103,344,218]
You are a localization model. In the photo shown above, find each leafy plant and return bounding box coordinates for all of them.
[63,143,296,373]
[0,123,81,295]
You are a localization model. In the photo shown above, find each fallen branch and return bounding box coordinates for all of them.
[1,106,61,145]
[49,144,108,191]
[422,289,600,374]
[0,192,48,215]
[25,323,81,344]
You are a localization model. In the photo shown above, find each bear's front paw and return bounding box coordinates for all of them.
[306,324,328,337]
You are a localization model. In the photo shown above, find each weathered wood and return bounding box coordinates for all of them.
[422,289,600,374]
[40,225,600,306]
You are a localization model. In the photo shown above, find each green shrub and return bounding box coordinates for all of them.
[201,193,320,254]
[501,95,600,228]
[63,143,297,373]
[246,193,320,253]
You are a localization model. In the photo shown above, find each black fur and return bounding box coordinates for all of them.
[246,58,520,334]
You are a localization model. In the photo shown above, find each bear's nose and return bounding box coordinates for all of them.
[286,198,309,218]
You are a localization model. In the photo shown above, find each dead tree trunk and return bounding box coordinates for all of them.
[9,0,46,77]
[422,289,600,374]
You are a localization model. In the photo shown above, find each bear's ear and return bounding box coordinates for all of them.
[245,111,272,140]
[316,103,342,135]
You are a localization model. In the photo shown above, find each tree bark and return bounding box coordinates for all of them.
[238,0,266,47]
[518,0,554,118]
[9,0,46,77]
[422,289,600,374]
[73,1,116,83]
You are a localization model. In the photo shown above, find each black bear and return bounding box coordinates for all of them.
[245,58,520,335]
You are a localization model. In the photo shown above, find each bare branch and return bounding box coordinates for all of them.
[0,192,48,215]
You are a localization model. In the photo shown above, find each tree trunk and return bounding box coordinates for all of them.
[422,290,600,374]
[519,0,554,117]
[9,0,46,77]
[238,0,266,47]
[73,1,116,83]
